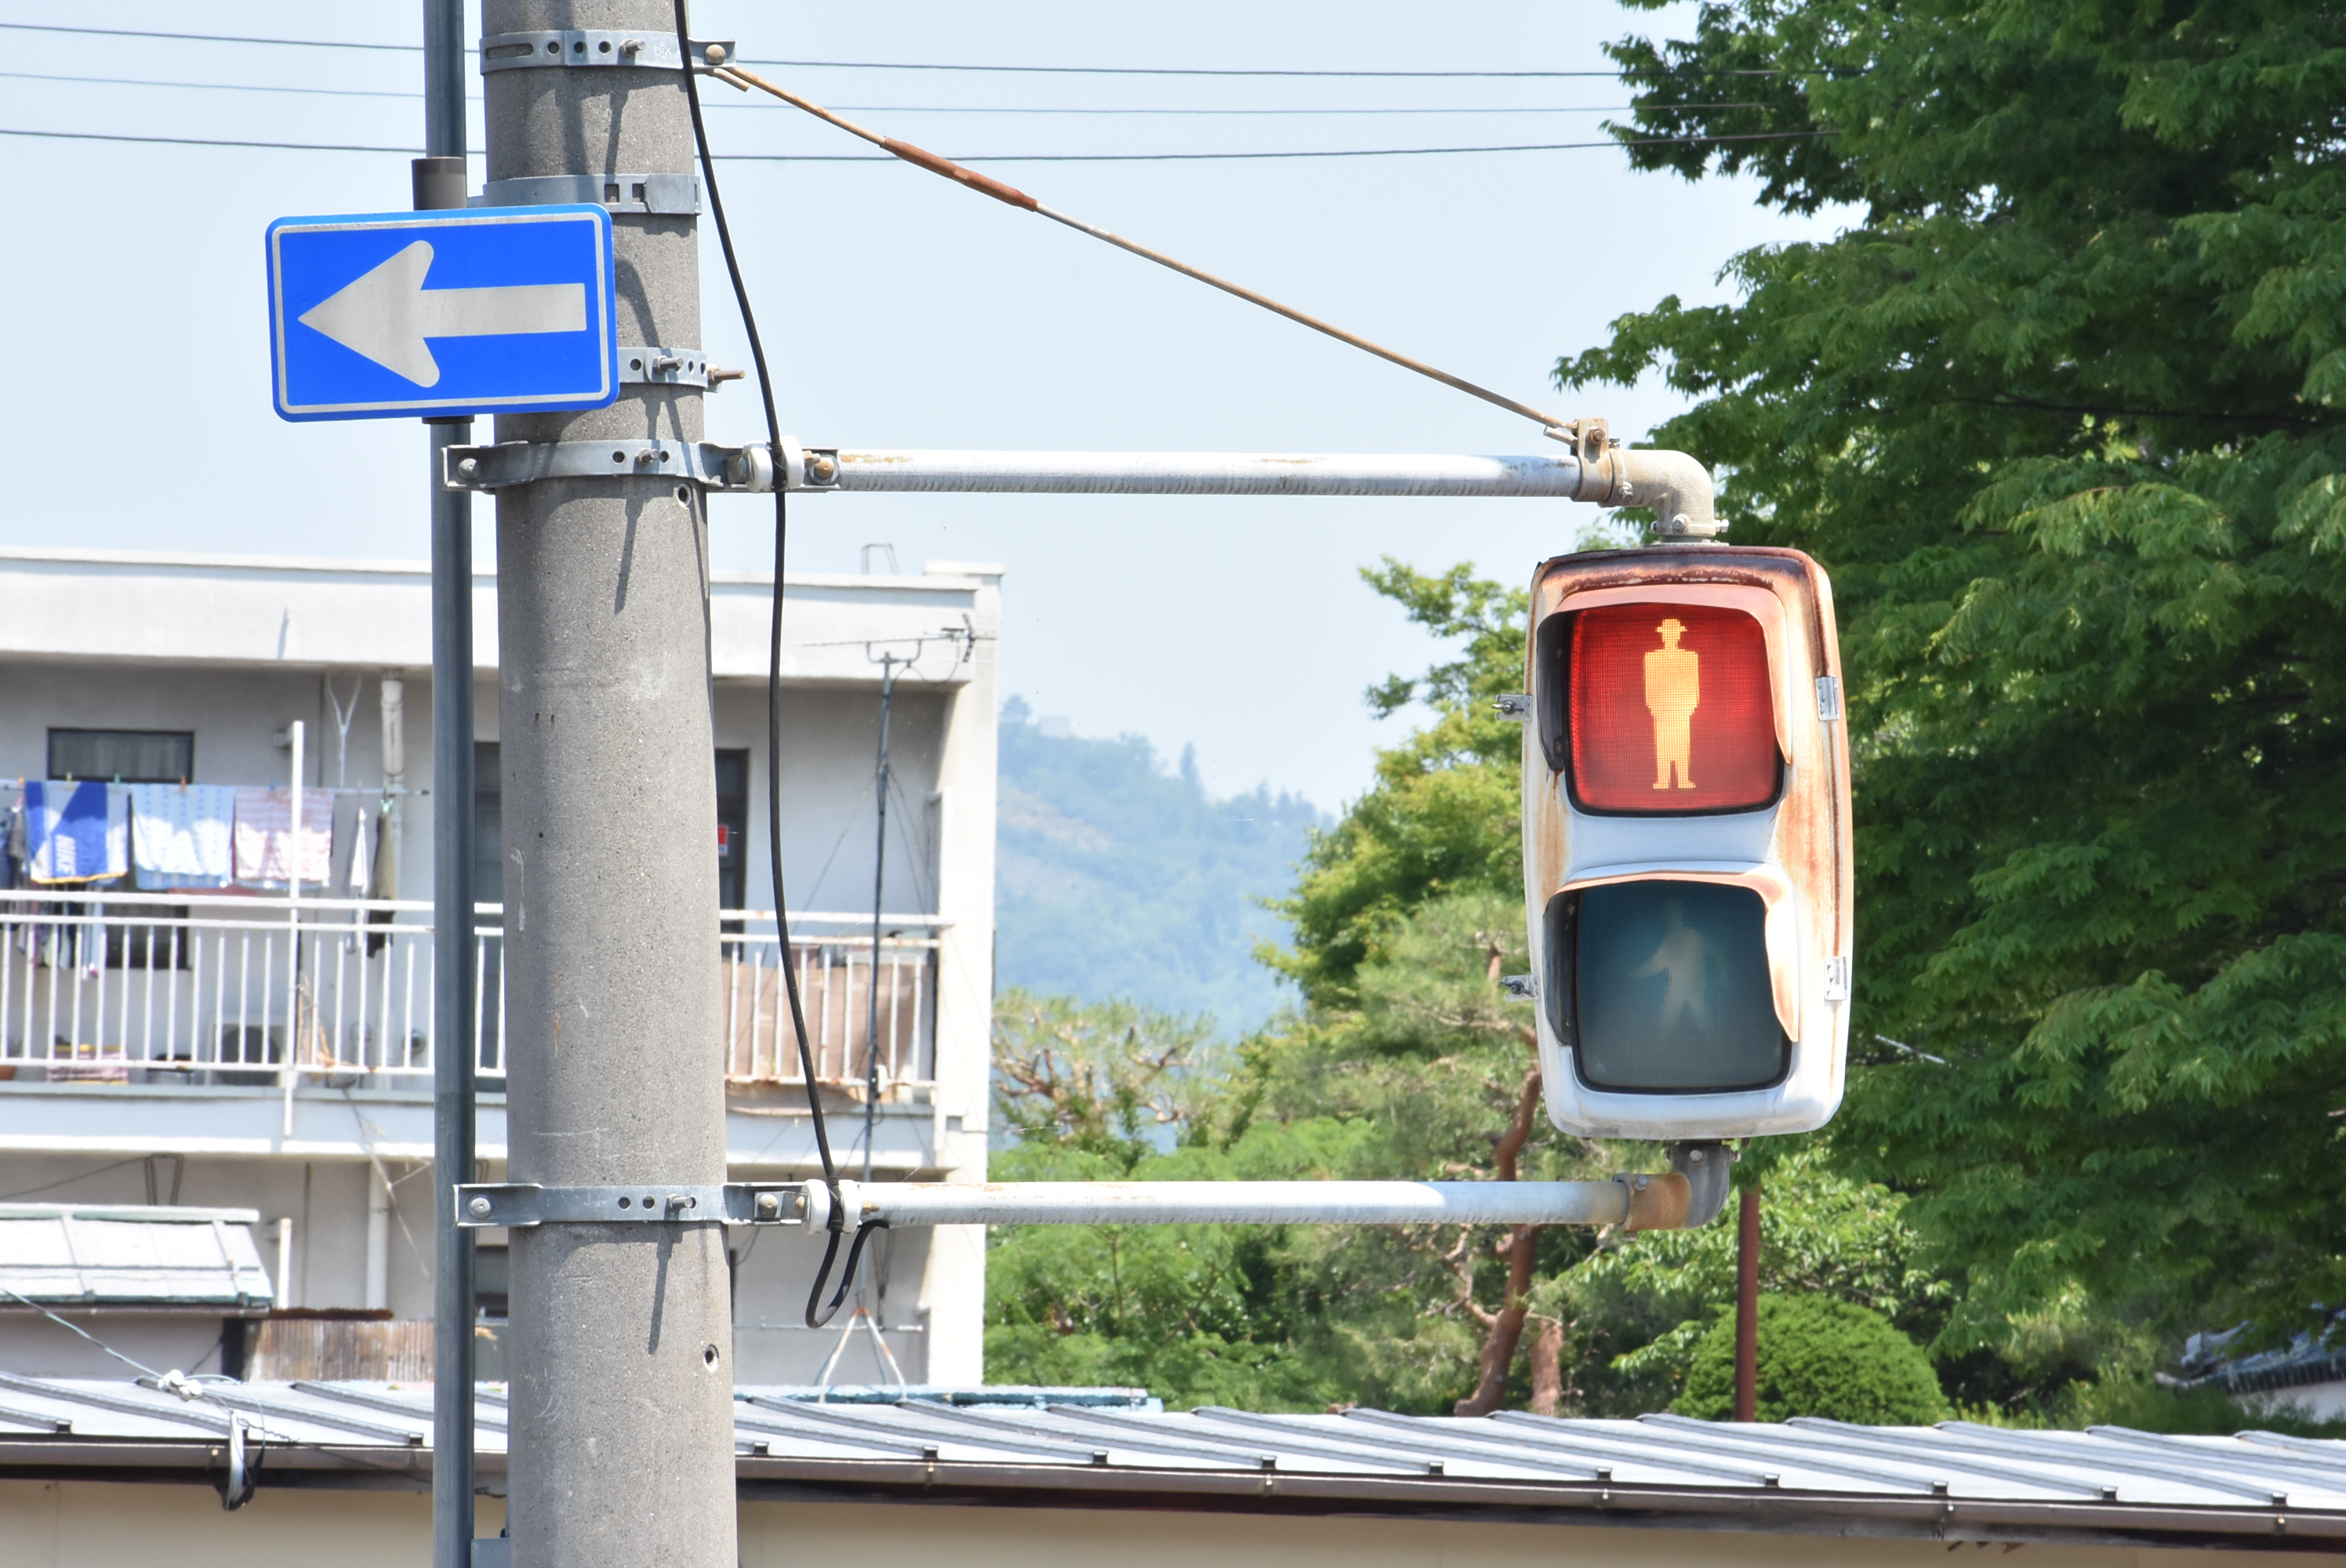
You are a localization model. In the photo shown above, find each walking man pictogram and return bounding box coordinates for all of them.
[1645,617,1700,789]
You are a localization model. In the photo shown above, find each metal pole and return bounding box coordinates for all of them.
[1735,1181,1761,1422]
[812,448,1589,497]
[832,1176,1691,1230]
[862,654,897,1186]
[419,1,474,1563]
[485,1,735,1562]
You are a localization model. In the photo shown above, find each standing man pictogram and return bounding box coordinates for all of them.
[1645,617,1701,789]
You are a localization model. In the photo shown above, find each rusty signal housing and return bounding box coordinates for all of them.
[1521,545,1853,1140]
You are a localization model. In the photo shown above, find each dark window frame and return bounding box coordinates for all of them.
[45,728,195,785]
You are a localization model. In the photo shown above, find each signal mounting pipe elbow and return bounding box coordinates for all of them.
[1552,419,1721,539]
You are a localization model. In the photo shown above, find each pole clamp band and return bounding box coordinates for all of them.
[479,31,734,74]
[455,1181,808,1227]
[442,439,772,492]
[473,173,701,216]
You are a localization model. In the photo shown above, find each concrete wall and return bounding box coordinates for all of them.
[0,1483,2324,1568]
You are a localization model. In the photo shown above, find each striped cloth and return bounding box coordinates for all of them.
[232,788,333,887]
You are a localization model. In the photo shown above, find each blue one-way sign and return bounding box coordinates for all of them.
[267,205,618,422]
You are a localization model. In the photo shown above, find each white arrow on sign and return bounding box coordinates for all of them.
[296,239,587,387]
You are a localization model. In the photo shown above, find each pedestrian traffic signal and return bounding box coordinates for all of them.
[1517,546,1852,1140]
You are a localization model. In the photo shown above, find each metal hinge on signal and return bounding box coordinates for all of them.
[1815,676,1843,722]
[1493,693,1532,722]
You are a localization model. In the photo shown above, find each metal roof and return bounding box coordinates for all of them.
[0,1376,2335,1550]
[0,1203,274,1310]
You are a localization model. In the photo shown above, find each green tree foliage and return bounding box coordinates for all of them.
[1269,561,1528,1010]
[1571,1145,1948,1391]
[1677,1297,1947,1425]
[1560,0,2346,1370]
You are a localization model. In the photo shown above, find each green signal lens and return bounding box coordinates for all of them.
[1556,881,1788,1093]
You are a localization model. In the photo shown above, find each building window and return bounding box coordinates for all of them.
[715,750,750,910]
[47,728,194,783]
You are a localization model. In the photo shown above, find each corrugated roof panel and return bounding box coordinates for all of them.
[5,1374,2346,1548]
[0,1206,272,1308]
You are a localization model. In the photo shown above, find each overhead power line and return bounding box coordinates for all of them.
[0,124,1828,161]
[728,132,1828,163]
[0,20,421,52]
[0,71,1772,114]
[733,58,1777,78]
[0,22,1783,78]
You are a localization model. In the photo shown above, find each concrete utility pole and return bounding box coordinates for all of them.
[417,0,477,1563]
[481,2,735,1563]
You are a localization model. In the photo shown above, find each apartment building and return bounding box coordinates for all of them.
[0,545,1000,1386]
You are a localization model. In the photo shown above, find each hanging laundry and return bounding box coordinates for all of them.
[25,781,129,885]
[365,801,398,957]
[2,793,24,890]
[128,783,236,891]
[346,806,372,898]
[232,787,333,888]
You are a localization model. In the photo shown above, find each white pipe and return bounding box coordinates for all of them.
[274,1216,294,1310]
[283,720,303,1138]
[365,1163,390,1312]
[839,1178,1670,1229]
[824,449,1587,498]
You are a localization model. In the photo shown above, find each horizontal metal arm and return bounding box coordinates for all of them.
[455,1156,1729,1233]
[802,448,1588,498]
[832,1175,1694,1231]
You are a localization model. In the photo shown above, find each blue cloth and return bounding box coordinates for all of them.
[25,780,129,884]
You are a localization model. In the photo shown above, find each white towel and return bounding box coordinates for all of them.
[233,787,333,887]
[129,784,236,890]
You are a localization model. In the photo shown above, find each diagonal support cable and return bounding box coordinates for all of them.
[705,59,1582,441]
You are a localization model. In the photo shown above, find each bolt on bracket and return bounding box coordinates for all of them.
[617,345,714,388]
[478,31,734,74]
[442,439,774,492]
[454,1181,808,1228]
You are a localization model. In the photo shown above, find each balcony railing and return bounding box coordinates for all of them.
[0,890,938,1097]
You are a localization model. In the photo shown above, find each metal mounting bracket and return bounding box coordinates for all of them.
[442,439,774,492]
[774,437,840,492]
[472,173,701,216]
[454,1181,807,1228]
[1668,1141,1736,1229]
[1492,693,1532,723]
[479,31,735,74]
[618,345,712,388]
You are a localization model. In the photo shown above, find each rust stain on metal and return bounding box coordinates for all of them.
[1621,1171,1691,1232]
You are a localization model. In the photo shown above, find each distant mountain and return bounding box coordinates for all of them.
[993,696,1325,1035]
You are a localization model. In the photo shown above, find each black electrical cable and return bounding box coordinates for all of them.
[674,1,877,1333]
[0,125,1836,160]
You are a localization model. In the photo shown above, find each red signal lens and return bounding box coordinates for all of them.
[1569,604,1777,813]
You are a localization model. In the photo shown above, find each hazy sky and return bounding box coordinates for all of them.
[0,2,1839,812]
